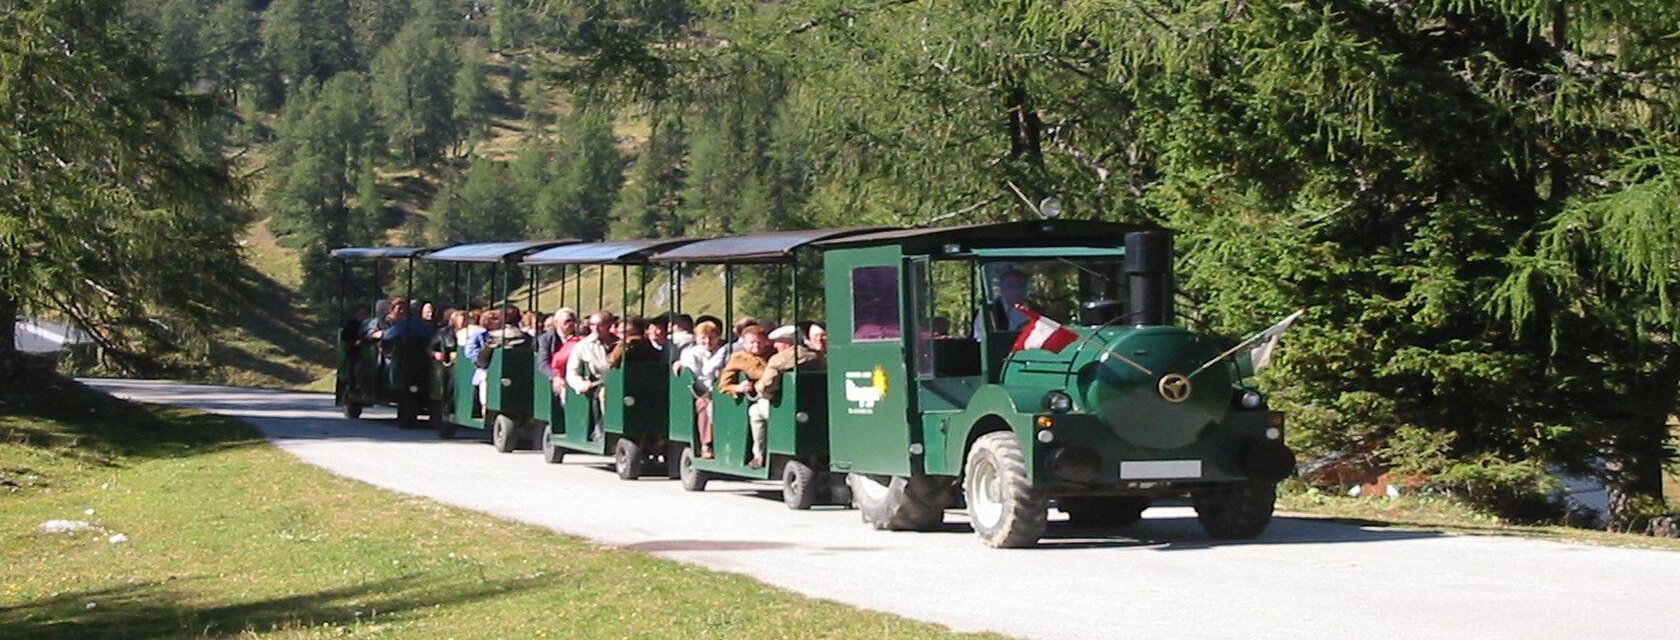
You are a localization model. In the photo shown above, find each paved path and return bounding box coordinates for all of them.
[86,380,1680,640]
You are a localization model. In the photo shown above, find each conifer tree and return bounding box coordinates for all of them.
[372,14,459,166]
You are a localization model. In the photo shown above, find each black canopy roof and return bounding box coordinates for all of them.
[650,228,891,263]
[814,219,1162,253]
[423,240,576,263]
[522,238,699,266]
[328,246,435,260]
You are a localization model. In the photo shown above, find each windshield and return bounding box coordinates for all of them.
[981,259,1126,329]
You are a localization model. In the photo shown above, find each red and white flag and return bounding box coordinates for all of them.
[1011,305,1079,353]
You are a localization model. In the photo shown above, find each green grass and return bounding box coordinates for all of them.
[0,373,1001,639]
[199,220,334,391]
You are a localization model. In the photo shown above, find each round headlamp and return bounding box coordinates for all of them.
[1044,391,1074,413]
[1238,390,1263,410]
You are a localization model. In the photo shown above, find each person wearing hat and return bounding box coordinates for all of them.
[741,325,824,468]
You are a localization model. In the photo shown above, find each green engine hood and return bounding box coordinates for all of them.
[1073,326,1232,450]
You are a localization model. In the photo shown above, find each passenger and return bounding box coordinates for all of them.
[674,320,722,458]
[536,308,577,379]
[434,310,465,363]
[806,322,828,353]
[993,268,1033,331]
[565,311,619,441]
[340,305,372,353]
[931,316,953,338]
[364,299,392,340]
[379,298,432,342]
[668,313,696,350]
[474,306,531,369]
[520,310,541,338]
[702,316,760,381]
[419,301,437,324]
[752,325,824,467]
[717,325,774,468]
[461,309,490,366]
[457,309,485,351]
[548,312,585,397]
[607,316,663,368]
[340,305,372,393]
[646,315,673,363]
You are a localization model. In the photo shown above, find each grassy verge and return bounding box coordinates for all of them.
[1278,485,1680,551]
[0,374,999,639]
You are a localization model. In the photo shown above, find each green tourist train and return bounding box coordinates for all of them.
[330,219,1295,547]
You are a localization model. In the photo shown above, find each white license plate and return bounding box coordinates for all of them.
[1119,460,1202,479]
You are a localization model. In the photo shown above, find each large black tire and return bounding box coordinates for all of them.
[963,431,1048,548]
[824,472,853,507]
[396,395,419,429]
[615,437,644,480]
[848,472,954,531]
[1193,481,1277,539]
[1059,496,1151,527]
[541,424,564,464]
[492,414,518,453]
[782,459,820,510]
[342,401,364,420]
[679,446,709,492]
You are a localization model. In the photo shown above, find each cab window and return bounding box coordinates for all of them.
[851,266,901,341]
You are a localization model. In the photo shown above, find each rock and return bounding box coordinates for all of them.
[1646,515,1680,539]
[36,520,98,535]
[107,533,129,544]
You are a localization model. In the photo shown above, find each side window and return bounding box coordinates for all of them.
[851,266,901,341]
[908,258,934,376]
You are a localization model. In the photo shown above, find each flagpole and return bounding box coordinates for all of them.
[1187,309,1305,379]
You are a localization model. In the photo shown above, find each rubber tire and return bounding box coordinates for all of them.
[1193,481,1277,539]
[848,472,954,531]
[1059,496,1151,526]
[427,400,446,431]
[963,431,1048,548]
[615,437,644,480]
[492,414,518,453]
[396,395,418,429]
[824,472,853,507]
[782,459,820,510]
[664,442,683,480]
[679,447,710,492]
[343,401,364,420]
[541,424,565,464]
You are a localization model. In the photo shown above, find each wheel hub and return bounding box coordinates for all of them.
[969,459,1004,529]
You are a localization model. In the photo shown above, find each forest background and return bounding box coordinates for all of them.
[5,0,1680,534]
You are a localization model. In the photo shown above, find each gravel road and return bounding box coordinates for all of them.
[85,379,1680,640]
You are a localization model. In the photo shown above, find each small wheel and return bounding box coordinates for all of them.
[492,414,518,453]
[541,424,564,464]
[848,472,954,531]
[964,431,1047,548]
[1059,496,1151,526]
[438,414,456,440]
[782,459,820,510]
[615,437,644,480]
[1192,481,1277,539]
[679,447,709,492]
[823,472,853,507]
[396,395,419,429]
[343,401,364,420]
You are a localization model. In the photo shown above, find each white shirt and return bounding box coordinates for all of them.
[564,334,613,394]
[676,343,716,386]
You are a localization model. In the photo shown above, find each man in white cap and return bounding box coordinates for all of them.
[745,325,823,467]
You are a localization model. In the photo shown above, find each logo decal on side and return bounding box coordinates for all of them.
[845,366,889,414]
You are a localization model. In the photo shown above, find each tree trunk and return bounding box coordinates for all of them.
[0,290,17,382]
[1603,343,1680,532]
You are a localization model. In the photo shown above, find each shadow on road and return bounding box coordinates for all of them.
[0,573,556,640]
[79,379,1448,553]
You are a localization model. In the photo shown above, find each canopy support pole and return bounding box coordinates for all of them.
[724,263,735,334]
